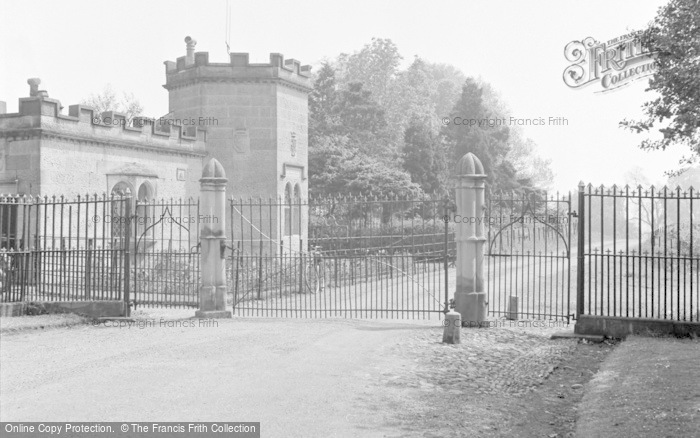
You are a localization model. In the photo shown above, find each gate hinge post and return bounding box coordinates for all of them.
[196,158,232,319]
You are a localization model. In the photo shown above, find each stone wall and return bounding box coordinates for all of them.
[164,43,312,252]
[276,85,309,248]
[167,81,278,200]
[0,94,206,198]
[0,136,40,195]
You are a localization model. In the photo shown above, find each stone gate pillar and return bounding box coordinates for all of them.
[454,153,488,326]
[195,158,232,319]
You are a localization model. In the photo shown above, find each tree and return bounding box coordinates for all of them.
[333,83,387,138]
[441,78,520,193]
[336,38,402,107]
[309,62,339,141]
[342,156,422,198]
[308,135,355,197]
[403,118,448,194]
[308,73,415,198]
[442,78,487,160]
[623,167,665,244]
[384,57,435,134]
[669,165,700,188]
[309,39,553,198]
[620,0,700,168]
[333,82,392,159]
[425,63,467,120]
[506,134,554,191]
[479,82,554,191]
[308,134,422,200]
[336,39,408,160]
[82,84,143,120]
[335,40,472,165]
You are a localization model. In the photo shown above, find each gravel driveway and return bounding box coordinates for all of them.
[1,314,578,437]
[0,316,439,437]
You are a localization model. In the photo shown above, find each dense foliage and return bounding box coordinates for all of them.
[620,0,700,169]
[308,38,554,198]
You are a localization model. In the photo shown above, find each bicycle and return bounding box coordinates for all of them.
[304,245,326,294]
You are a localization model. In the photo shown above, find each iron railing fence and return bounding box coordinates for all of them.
[0,194,131,303]
[228,195,454,318]
[4,184,696,325]
[577,184,699,321]
[486,191,575,321]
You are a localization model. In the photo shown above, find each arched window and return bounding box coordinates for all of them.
[284,183,292,236]
[136,182,154,238]
[292,184,301,235]
[137,182,153,202]
[0,198,18,250]
[110,182,133,241]
[111,181,132,197]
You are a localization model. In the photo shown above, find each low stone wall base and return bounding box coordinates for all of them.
[0,301,126,318]
[194,310,232,319]
[0,303,28,317]
[575,315,700,338]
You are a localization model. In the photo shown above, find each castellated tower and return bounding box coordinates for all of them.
[164,37,312,254]
[164,37,311,200]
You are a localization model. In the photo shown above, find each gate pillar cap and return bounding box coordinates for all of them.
[200,158,228,183]
[457,153,486,177]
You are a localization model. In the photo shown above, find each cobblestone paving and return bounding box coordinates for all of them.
[374,321,578,397]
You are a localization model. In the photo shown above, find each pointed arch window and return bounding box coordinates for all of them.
[292,183,301,235]
[136,182,154,238]
[284,183,292,236]
[110,181,133,242]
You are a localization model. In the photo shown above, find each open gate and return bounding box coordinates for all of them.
[486,192,575,321]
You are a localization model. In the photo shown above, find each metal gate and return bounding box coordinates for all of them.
[486,192,575,321]
[131,198,200,308]
[577,184,699,321]
[228,196,453,319]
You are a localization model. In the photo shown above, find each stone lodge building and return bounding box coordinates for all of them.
[0,37,312,251]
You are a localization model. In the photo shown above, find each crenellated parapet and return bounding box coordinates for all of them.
[0,80,206,157]
[163,36,312,93]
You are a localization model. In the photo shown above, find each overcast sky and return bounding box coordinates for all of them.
[0,0,688,192]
